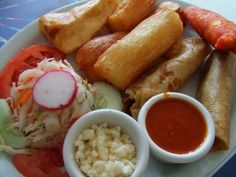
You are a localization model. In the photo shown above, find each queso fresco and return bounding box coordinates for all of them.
[146,97,207,154]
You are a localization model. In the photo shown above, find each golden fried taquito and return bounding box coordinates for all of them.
[197,51,236,150]
[125,38,211,118]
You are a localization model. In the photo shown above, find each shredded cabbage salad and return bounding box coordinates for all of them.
[6,58,96,148]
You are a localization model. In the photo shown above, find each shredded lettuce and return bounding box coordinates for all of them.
[7,59,96,148]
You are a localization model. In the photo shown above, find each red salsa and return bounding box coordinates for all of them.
[146,97,207,154]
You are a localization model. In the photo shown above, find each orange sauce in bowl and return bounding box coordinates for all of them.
[146,98,207,154]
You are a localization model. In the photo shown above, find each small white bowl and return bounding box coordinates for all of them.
[63,109,149,177]
[138,92,215,163]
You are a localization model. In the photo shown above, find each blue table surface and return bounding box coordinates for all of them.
[0,0,236,176]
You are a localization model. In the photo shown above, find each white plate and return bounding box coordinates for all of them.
[0,0,236,177]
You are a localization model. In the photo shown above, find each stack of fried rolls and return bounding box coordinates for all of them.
[94,9,184,90]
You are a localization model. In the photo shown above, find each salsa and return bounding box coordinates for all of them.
[146,97,207,154]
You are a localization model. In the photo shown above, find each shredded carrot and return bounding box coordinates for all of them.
[23,76,34,84]
[14,89,32,107]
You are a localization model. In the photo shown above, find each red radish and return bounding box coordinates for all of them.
[33,70,78,110]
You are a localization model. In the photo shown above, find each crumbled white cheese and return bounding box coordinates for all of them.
[74,122,136,177]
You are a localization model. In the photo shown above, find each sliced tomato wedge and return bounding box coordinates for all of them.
[0,45,65,99]
[13,148,69,177]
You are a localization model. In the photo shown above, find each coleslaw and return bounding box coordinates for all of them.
[5,58,96,148]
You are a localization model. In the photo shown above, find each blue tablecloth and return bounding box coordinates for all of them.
[0,0,236,176]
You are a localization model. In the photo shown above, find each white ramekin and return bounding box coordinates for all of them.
[138,92,215,163]
[63,109,149,177]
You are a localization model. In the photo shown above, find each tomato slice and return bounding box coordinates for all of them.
[13,148,69,177]
[0,45,65,99]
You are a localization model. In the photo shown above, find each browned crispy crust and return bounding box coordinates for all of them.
[94,10,184,91]
[39,0,119,53]
[158,1,182,13]
[107,0,155,32]
[76,32,126,82]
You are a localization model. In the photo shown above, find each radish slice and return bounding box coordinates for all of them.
[33,70,78,110]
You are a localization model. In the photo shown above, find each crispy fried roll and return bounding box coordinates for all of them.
[94,10,184,90]
[184,6,236,54]
[107,0,155,32]
[158,1,182,13]
[125,38,211,118]
[39,0,119,53]
[197,51,236,150]
[76,32,126,82]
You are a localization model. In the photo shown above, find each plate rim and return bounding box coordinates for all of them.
[0,0,235,177]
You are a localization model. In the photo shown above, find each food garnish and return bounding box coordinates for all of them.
[0,45,65,99]
[0,99,29,153]
[1,59,95,149]
[13,148,69,177]
[0,99,11,125]
[33,70,78,110]
[94,82,123,111]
